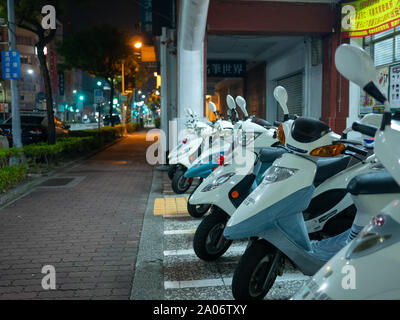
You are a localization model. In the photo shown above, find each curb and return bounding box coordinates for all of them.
[130,168,165,300]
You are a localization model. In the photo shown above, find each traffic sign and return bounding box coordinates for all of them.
[1,50,21,79]
[94,89,103,104]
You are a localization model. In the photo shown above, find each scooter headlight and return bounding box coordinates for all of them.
[202,173,236,192]
[262,166,298,185]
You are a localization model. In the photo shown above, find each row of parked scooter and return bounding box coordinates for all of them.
[167,44,400,300]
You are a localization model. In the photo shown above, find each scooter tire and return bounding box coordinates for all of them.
[172,169,192,194]
[232,240,282,301]
[168,165,177,180]
[193,208,232,261]
[187,182,211,218]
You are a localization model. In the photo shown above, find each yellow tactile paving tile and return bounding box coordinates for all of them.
[153,197,190,216]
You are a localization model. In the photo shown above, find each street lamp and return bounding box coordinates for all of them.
[134,41,143,49]
[97,81,102,87]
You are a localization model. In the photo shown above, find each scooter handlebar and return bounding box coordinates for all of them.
[352,122,378,137]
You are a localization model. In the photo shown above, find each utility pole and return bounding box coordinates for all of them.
[7,0,22,150]
[121,62,127,135]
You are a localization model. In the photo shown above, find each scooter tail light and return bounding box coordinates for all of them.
[217,155,225,166]
[371,215,385,227]
[183,138,188,144]
[310,144,345,157]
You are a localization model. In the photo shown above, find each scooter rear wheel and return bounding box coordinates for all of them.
[232,240,282,300]
[193,207,232,261]
[172,169,192,194]
[168,165,177,180]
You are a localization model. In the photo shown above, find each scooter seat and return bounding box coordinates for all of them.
[314,156,351,187]
[347,170,400,196]
[259,147,287,163]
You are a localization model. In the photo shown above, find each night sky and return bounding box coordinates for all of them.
[63,0,141,36]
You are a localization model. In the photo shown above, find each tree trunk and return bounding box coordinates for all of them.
[37,45,56,145]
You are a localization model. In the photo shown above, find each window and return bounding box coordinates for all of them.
[364,27,400,67]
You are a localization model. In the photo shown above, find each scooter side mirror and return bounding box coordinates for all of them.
[335,44,386,105]
[274,86,289,119]
[226,95,236,111]
[209,102,217,113]
[235,96,249,118]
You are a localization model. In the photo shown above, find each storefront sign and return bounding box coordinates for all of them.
[389,63,400,109]
[58,71,65,96]
[207,61,246,78]
[342,0,400,38]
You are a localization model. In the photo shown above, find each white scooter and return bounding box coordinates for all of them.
[189,96,282,258]
[168,108,211,180]
[170,103,233,194]
[292,44,400,300]
[223,85,385,300]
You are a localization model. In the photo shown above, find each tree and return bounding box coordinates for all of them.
[57,24,148,126]
[0,0,81,144]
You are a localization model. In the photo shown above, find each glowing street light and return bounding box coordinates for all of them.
[97,81,102,87]
[134,41,143,49]
[79,95,85,101]
[27,69,34,75]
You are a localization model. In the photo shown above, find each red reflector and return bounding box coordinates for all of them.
[183,139,188,144]
[217,155,225,166]
[231,191,239,199]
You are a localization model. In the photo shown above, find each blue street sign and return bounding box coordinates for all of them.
[94,89,103,104]
[1,50,21,80]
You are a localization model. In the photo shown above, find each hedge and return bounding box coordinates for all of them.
[23,137,96,167]
[0,165,27,193]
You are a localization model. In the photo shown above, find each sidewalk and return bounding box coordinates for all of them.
[0,131,155,300]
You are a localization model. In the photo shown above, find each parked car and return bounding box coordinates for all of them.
[0,110,70,146]
[103,115,121,126]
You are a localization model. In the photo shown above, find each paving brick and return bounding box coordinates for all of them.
[0,133,154,300]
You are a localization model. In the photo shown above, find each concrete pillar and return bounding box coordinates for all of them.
[177,0,210,133]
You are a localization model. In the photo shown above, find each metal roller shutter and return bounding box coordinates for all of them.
[276,73,304,121]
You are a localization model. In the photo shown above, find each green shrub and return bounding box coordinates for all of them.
[155,118,161,129]
[0,148,23,169]
[0,165,27,193]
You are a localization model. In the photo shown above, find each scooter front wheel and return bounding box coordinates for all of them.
[172,169,192,194]
[193,208,233,261]
[187,181,211,218]
[232,240,282,300]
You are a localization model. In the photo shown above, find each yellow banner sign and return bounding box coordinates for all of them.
[342,0,400,37]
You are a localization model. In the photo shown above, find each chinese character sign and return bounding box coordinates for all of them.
[1,50,21,80]
[207,61,246,78]
[341,0,400,38]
